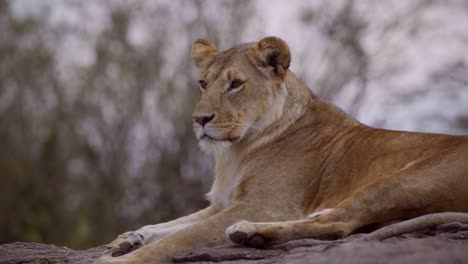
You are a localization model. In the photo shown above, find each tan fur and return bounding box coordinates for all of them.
[95,37,468,264]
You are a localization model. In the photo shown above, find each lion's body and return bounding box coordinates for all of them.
[96,37,468,264]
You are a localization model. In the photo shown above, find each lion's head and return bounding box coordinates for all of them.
[191,37,291,152]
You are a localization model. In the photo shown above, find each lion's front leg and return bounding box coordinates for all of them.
[97,203,265,264]
[225,208,337,247]
[106,222,194,257]
[102,206,217,258]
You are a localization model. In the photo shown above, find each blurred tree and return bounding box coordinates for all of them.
[0,0,70,245]
[296,0,468,128]
[0,0,252,249]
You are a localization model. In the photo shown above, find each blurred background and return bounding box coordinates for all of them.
[1,0,467,249]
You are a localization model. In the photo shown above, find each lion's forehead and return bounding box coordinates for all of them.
[203,43,253,80]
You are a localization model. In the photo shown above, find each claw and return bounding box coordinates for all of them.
[229,231,248,244]
[228,231,267,248]
[104,231,145,258]
[111,250,126,257]
[226,222,269,248]
[118,242,133,253]
[245,234,267,248]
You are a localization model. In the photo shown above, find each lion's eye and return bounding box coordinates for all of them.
[228,79,244,92]
[198,80,207,90]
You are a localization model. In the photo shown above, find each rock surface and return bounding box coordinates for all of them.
[0,242,107,264]
[1,222,468,264]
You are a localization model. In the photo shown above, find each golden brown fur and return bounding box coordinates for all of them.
[95,37,468,264]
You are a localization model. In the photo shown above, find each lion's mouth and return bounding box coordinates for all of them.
[201,134,239,142]
[201,134,218,141]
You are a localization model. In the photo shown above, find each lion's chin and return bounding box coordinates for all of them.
[198,136,234,153]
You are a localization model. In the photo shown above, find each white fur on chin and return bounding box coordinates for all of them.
[198,139,232,154]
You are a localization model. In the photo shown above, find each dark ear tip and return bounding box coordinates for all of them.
[258,36,288,49]
[257,36,291,78]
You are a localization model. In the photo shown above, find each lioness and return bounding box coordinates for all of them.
[96,37,468,264]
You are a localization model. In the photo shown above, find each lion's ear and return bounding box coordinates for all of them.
[255,36,291,80]
[191,39,219,71]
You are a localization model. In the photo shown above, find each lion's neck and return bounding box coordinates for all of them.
[239,71,314,155]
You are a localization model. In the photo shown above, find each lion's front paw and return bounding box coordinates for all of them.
[106,231,145,257]
[225,221,268,248]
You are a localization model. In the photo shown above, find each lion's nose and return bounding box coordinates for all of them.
[193,114,215,127]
